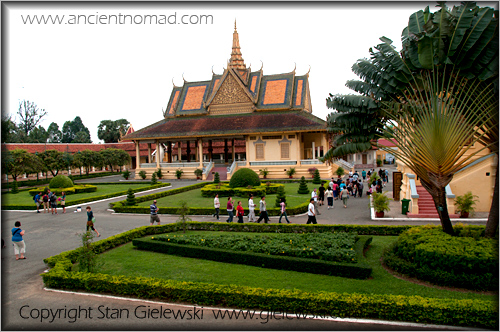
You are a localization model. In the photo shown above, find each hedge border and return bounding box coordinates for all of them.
[2,171,116,189]
[2,183,170,210]
[132,235,373,279]
[41,222,498,329]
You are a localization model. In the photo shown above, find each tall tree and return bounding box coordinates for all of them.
[62,116,92,143]
[2,149,36,181]
[1,114,21,143]
[39,150,67,177]
[47,122,62,143]
[27,125,48,143]
[322,2,498,235]
[97,119,130,143]
[16,100,47,139]
[73,150,100,175]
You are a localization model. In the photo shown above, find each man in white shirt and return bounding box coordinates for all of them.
[311,188,321,215]
[307,198,317,224]
[213,194,220,220]
[248,194,256,222]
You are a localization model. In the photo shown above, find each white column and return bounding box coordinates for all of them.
[156,140,160,169]
[24,173,27,178]
[5,174,8,181]
[92,166,95,172]
[68,168,71,175]
[296,133,301,166]
[198,138,203,168]
[135,141,140,169]
[317,147,320,159]
[232,139,235,162]
[178,142,182,161]
[312,141,315,159]
[245,136,250,167]
[148,143,152,163]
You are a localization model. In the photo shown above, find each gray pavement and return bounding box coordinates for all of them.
[1,173,480,330]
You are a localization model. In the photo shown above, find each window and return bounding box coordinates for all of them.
[262,135,282,140]
[288,135,295,139]
[249,136,256,140]
[256,143,264,160]
[280,143,290,159]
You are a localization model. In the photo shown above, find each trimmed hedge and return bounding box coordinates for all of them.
[28,184,97,196]
[3,183,169,210]
[229,168,261,188]
[132,236,373,279]
[41,222,498,329]
[49,175,74,188]
[384,225,499,291]
[201,183,284,198]
[2,171,115,189]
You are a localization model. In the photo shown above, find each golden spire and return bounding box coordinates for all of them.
[229,20,246,70]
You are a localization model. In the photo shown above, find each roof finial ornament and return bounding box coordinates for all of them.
[306,65,311,76]
[182,72,186,82]
[259,60,263,71]
[292,62,296,73]
[234,19,237,31]
[212,65,216,75]
[172,77,177,88]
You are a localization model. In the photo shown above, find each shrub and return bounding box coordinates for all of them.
[335,166,345,177]
[376,158,383,167]
[286,168,296,178]
[11,180,19,194]
[126,188,136,206]
[213,172,220,184]
[156,169,163,179]
[175,169,183,179]
[312,169,321,184]
[371,192,391,213]
[297,176,309,194]
[122,170,131,180]
[76,231,103,273]
[229,168,261,188]
[259,168,269,179]
[194,169,203,178]
[454,191,479,215]
[151,173,158,185]
[49,175,74,189]
[176,201,192,233]
[275,185,286,207]
[139,170,147,180]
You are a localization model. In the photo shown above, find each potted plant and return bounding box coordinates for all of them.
[376,158,383,167]
[454,191,479,218]
[175,169,183,179]
[194,168,203,180]
[308,167,317,178]
[156,169,163,179]
[371,192,391,218]
[138,170,147,180]
[286,167,296,178]
[122,170,131,180]
[259,168,269,179]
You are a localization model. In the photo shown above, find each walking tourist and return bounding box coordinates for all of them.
[362,169,366,181]
[42,191,49,213]
[311,188,321,215]
[307,198,317,224]
[256,196,269,223]
[326,187,333,209]
[318,183,325,206]
[278,198,290,223]
[33,192,41,213]
[49,191,58,215]
[248,194,256,222]
[340,186,349,208]
[86,206,100,237]
[213,194,220,220]
[60,191,66,214]
[150,200,160,225]
[358,180,364,198]
[226,197,234,223]
[12,221,26,260]
[236,201,244,223]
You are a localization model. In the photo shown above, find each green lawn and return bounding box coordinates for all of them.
[2,184,155,206]
[97,231,495,302]
[136,183,312,208]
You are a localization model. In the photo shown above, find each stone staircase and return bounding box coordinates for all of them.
[206,166,228,181]
[407,186,459,218]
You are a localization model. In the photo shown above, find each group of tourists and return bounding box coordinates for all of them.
[33,190,66,214]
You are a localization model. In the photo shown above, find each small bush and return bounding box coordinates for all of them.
[275,185,286,207]
[11,180,19,194]
[156,169,163,179]
[49,175,74,189]
[122,170,131,180]
[151,173,158,185]
[213,172,220,184]
[175,169,183,179]
[126,188,136,206]
[229,168,261,188]
[312,169,321,184]
[297,176,309,194]
[139,171,147,180]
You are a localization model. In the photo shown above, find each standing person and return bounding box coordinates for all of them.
[329,178,334,190]
[150,200,160,226]
[86,206,100,237]
[340,186,349,208]
[332,181,339,201]
[362,169,367,181]
[248,194,256,222]
[385,169,390,184]
[236,201,244,223]
[60,191,66,214]
[367,169,372,178]
[42,191,49,213]
[49,191,58,215]
[358,180,364,198]
[353,171,359,182]
[307,198,317,224]
[226,197,234,223]
[311,188,321,215]
[326,187,333,209]
[318,183,325,206]
[33,192,41,213]
[256,196,269,223]
[12,221,26,260]
[278,198,290,223]
[212,194,220,220]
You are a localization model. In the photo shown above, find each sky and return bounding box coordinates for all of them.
[4,1,497,143]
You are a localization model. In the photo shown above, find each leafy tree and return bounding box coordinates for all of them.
[4,149,36,181]
[126,188,136,206]
[76,232,103,273]
[151,172,158,185]
[62,116,92,143]
[16,100,47,139]
[97,119,130,143]
[115,149,131,172]
[322,3,498,236]
[176,201,191,233]
[39,150,66,177]
[47,122,62,143]
[213,172,220,184]
[297,176,309,194]
[1,114,21,143]
[73,150,100,175]
[27,125,48,143]
[29,153,46,180]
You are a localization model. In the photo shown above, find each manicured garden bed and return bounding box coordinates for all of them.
[42,223,498,329]
[1,183,170,210]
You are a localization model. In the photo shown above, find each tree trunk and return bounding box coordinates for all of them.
[421,180,455,236]
[485,161,498,238]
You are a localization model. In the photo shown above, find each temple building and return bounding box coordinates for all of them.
[123,23,340,180]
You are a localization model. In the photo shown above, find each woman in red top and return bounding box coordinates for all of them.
[236,201,244,223]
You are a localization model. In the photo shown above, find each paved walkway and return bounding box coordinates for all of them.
[1,173,480,330]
